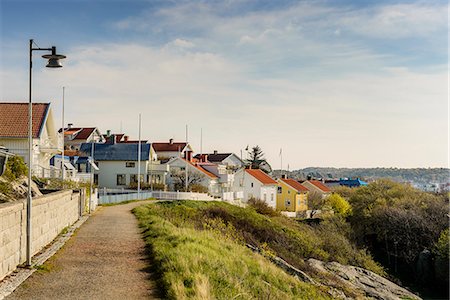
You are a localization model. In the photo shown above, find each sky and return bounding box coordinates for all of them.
[0,0,448,169]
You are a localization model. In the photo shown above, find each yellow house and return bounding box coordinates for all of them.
[276,177,309,212]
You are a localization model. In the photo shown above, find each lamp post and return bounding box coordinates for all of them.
[61,86,65,185]
[27,39,66,266]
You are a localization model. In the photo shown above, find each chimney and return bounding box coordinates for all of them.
[186,151,193,161]
[169,138,174,145]
[124,135,129,142]
[111,134,116,144]
[68,123,73,129]
[203,154,208,163]
[281,174,287,179]
[213,150,218,155]
[106,130,111,137]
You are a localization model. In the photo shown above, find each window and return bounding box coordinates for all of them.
[117,174,126,186]
[271,194,274,202]
[126,162,135,168]
[263,194,267,201]
[277,186,282,194]
[288,190,290,194]
[285,199,291,206]
[251,182,254,188]
[130,174,143,184]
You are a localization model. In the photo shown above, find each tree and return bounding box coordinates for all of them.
[245,145,272,173]
[307,191,325,218]
[169,168,207,192]
[325,193,352,217]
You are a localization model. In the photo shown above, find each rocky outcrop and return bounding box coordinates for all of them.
[0,177,42,202]
[307,259,421,300]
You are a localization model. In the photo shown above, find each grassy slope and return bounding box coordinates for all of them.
[134,202,331,299]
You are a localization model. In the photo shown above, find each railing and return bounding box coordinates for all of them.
[98,190,218,204]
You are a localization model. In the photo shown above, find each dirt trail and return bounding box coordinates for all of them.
[7,201,158,300]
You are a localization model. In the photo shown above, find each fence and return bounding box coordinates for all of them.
[98,190,218,204]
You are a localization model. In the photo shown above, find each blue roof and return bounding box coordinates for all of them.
[339,178,368,187]
[79,143,151,161]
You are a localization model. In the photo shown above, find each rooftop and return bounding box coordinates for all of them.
[0,102,49,138]
[246,169,277,185]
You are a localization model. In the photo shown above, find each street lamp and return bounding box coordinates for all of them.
[27,39,66,266]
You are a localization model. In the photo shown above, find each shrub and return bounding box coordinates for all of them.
[2,155,28,181]
[248,197,279,216]
[325,193,352,217]
[189,183,208,193]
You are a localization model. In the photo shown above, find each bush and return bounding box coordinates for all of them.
[325,193,352,217]
[248,197,279,216]
[189,183,208,193]
[2,155,28,181]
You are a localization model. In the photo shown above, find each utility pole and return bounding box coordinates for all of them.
[137,113,141,200]
[185,124,188,192]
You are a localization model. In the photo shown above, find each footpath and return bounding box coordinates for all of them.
[6,201,158,300]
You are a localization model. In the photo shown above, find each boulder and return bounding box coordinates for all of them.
[307,259,421,300]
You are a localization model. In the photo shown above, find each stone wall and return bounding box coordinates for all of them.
[0,190,82,280]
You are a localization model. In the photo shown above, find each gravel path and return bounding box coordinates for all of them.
[6,201,158,300]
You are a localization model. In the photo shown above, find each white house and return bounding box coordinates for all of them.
[232,168,277,208]
[166,157,219,195]
[79,142,152,189]
[59,124,105,151]
[152,139,194,161]
[0,102,59,177]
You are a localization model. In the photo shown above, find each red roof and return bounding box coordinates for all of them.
[183,159,218,179]
[280,178,309,192]
[246,169,277,185]
[153,142,188,152]
[60,127,97,140]
[0,102,49,138]
[306,180,331,193]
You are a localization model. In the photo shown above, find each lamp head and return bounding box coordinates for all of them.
[42,46,66,68]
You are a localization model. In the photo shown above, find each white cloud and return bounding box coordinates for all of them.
[1,1,447,168]
[337,3,447,39]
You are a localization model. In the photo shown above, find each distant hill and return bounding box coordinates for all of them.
[273,167,449,184]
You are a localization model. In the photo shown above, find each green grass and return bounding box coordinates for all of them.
[99,198,157,206]
[134,201,332,299]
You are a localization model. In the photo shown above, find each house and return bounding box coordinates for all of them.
[232,168,277,208]
[79,142,152,188]
[166,157,219,195]
[196,162,236,198]
[338,178,368,188]
[60,124,105,151]
[194,151,244,169]
[277,176,309,212]
[301,180,332,197]
[102,130,147,144]
[152,139,193,161]
[0,102,59,177]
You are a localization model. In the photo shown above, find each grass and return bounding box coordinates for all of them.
[99,198,157,206]
[134,201,332,299]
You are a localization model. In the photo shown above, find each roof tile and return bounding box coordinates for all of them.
[0,102,49,138]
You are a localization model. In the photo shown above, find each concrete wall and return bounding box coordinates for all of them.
[0,190,82,281]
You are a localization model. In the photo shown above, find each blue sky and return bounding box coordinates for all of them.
[0,0,448,168]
